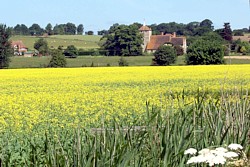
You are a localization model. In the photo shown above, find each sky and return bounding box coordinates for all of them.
[1,0,250,33]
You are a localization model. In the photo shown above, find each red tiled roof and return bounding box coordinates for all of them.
[139,25,152,31]
[146,35,185,50]
[146,35,171,50]
[11,40,27,48]
[171,37,185,46]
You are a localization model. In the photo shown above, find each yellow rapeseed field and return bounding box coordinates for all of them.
[0,65,250,132]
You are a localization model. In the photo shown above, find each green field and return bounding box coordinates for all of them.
[10,35,101,50]
[9,55,250,68]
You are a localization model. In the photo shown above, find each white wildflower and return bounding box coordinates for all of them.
[206,155,226,166]
[228,143,243,150]
[198,148,210,156]
[184,148,197,155]
[215,147,228,153]
[224,151,239,158]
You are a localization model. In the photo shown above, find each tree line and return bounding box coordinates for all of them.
[11,23,84,36]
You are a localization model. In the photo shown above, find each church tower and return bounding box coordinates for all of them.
[139,23,152,52]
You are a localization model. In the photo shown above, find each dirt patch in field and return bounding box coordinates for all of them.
[224,56,250,59]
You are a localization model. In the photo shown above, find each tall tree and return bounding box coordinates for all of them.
[53,24,65,35]
[29,23,44,36]
[77,24,84,35]
[200,19,214,30]
[220,23,233,42]
[64,22,76,35]
[13,24,21,35]
[34,38,49,56]
[45,23,53,35]
[0,24,12,68]
[102,24,143,56]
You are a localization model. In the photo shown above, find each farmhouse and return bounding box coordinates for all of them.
[11,40,28,55]
[139,25,187,53]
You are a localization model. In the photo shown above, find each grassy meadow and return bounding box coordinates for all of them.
[0,66,249,166]
[10,35,101,50]
[9,55,250,68]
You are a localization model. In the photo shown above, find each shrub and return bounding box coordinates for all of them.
[63,45,78,58]
[152,45,177,66]
[186,39,224,65]
[48,49,67,67]
[174,45,184,56]
[118,56,129,66]
[34,38,49,56]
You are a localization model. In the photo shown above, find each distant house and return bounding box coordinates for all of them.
[139,25,187,53]
[232,35,250,43]
[11,41,28,55]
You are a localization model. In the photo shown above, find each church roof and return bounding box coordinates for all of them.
[139,25,152,31]
[146,35,185,50]
[147,35,171,50]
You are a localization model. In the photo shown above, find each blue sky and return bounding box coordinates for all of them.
[1,0,249,33]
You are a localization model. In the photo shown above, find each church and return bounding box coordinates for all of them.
[139,24,187,53]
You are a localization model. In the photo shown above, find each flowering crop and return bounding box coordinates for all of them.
[0,65,250,132]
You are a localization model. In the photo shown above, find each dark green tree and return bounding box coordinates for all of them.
[29,23,44,36]
[152,45,177,66]
[77,24,84,35]
[98,30,108,36]
[186,39,224,65]
[34,38,49,56]
[65,23,76,35]
[63,45,78,58]
[53,24,65,35]
[102,24,143,56]
[86,31,94,35]
[200,19,214,30]
[13,24,21,35]
[13,24,29,35]
[0,24,12,69]
[48,49,67,67]
[45,23,53,35]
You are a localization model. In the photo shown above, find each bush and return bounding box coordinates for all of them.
[118,56,129,66]
[34,38,49,56]
[186,39,224,65]
[63,45,78,58]
[48,50,67,67]
[174,45,184,56]
[152,45,177,66]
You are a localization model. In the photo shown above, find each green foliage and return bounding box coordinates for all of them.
[34,38,49,56]
[0,90,249,166]
[86,31,94,35]
[13,24,29,35]
[174,45,184,56]
[45,23,53,35]
[153,45,177,65]
[238,41,250,55]
[48,49,67,67]
[149,19,213,36]
[64,22,76,35]
[77,24,84,35]
[118,56,129,66]
[102,24,143,56]
[29,23,44,36]
[186,39,225,65]
[0,24,12,69]
[63,45,78,58]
